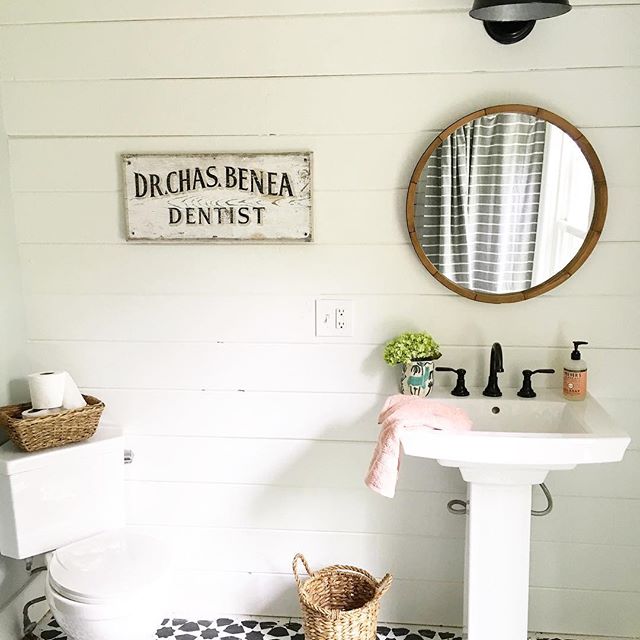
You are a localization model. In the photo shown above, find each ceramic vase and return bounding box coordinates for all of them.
[400,359,436,397]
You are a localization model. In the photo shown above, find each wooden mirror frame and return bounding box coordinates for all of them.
[406,104,607,304]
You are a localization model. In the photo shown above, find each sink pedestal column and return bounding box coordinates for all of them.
[460,467,549,640]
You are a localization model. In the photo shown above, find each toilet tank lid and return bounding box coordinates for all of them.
[48,529,170,603]
[0,426,124,476]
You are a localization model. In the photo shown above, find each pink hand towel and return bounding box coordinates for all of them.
[365,394,473,498]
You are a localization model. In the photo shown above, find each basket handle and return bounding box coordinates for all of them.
[292,553,314,589]
[292,554,335,619]
[375,573,393,599]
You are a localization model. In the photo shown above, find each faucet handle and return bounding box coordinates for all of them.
[436,367,470,397]
[517,369,555,398]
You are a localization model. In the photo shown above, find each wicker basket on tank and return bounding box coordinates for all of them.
[0,395,104,453]
[293,553,392,640]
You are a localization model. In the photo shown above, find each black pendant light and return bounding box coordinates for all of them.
[470,1,572,44]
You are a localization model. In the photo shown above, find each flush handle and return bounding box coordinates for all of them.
[124,449,135,464]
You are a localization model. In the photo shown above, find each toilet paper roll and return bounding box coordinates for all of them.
[27,371,66,410]
[21,407,64,419]
[62,372,87,410]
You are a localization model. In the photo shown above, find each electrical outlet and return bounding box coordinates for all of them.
[315,299,354,337]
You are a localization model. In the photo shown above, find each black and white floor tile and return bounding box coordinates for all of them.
[32,613,589,640]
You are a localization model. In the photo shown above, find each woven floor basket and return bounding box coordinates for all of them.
[293,554,392,640]
[0,395,105,453]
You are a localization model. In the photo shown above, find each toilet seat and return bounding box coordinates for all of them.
[48,529,168,605]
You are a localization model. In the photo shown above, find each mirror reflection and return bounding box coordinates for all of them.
[413,112,595,295]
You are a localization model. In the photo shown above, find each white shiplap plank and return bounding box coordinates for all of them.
[125,481,640,547]
[94,388,383,441]
[126,436,376,487]
[1,7,638,81]
[27,340,640,397]
[128,523,640,592]
[125,481,640,556]
[0,1,469,25]
[528,587,640,638]
[3,69,639,137]
[124,434,640,499]
[14,191,124,243]
[7,127,638,195]
[125,481,467,538]
[530,541,640,593]
[124,435,466,495]
[0,0,632,25]
[23,293,640,349]
[167,570,465,629]
[129,524,466,582]
[531,495,640,547]
[16,243,444,295]
[28,339,396,394]
[13,186,640,245]
[17,242,640,299]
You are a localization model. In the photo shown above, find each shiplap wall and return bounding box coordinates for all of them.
[1,1,639,636]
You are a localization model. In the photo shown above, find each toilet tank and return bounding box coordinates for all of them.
[0,427,125,559]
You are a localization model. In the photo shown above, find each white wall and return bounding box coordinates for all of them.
[0,99,27,412]
[1,1,639,637]
[0,94,35,631]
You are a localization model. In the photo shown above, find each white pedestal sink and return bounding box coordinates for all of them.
[401,389,630,640]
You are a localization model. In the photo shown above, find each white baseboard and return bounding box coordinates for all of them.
[0,571,48,640]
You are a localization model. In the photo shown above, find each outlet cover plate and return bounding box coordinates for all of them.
[315,299,354,337]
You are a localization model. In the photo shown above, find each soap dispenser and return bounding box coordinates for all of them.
[563,341,588,401]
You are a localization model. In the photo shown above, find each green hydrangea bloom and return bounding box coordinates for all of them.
[383,332,441,366]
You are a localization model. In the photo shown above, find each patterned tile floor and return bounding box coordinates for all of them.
[34,614,463,640]
[33,613,588,640]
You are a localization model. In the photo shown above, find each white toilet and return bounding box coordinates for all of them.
[0,427,169,640]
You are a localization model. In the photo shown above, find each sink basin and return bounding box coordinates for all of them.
[400,388,630,470]
[399,388,630,640]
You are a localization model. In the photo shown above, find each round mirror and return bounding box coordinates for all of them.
[406,105,607,303]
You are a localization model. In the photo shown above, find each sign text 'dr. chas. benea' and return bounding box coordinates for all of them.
[123,153,312,242]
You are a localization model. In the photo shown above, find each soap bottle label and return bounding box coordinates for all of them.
[563,370,587,399]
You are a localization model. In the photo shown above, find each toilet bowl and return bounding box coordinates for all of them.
[45,529,169,640]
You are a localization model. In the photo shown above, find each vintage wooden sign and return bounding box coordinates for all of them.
[123,153,312,242]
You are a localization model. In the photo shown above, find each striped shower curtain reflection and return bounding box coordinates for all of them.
[417,113,546,293]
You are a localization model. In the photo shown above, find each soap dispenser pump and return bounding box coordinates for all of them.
[563,340,588,401]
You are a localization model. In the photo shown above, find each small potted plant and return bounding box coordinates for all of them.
[383,332,442,397]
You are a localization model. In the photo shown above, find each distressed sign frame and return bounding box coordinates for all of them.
[122,152,313,243]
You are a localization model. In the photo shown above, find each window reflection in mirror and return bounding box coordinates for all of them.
[413,113,594,295]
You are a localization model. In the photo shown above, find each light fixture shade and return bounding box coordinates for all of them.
[470,0,572,21]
